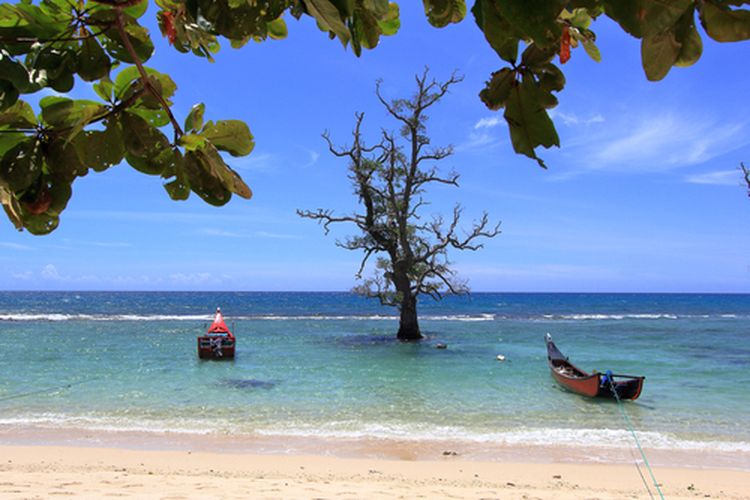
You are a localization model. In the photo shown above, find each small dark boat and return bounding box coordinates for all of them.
[197,308,235,359]
[545,334,644,400]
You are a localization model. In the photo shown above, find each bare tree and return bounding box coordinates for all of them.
[742,163,750,198]
[298,70,501,341]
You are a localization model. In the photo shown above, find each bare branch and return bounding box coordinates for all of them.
[296,208,365,235]
[449,212,502,251]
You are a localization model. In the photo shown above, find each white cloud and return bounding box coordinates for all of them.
[255,231,302,240]
[457,130,502,153]
[59,238,132,248]
[11,271,33,280]
[550,110,604,126]
[474,117,502,129]
[229,152,277,172]
[41,264,63,280]
[168,272,214,285]
[684,169,744,186]
[302,149,320,168]
[554,111,748,176]
[201,228,246,238]
[590,115,746,171]
[0,242,32,251]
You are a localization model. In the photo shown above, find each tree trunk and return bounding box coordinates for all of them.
[397,293,422,341]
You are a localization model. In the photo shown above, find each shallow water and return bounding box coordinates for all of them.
[1,292,748,458]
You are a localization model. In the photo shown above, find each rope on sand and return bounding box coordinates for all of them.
[608,376,665,500]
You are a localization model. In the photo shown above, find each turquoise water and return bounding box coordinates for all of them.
[0,292,749,455]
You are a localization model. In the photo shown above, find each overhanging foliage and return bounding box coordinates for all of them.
[1,0,749,233]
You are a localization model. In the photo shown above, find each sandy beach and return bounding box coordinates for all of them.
[1,443,749,499]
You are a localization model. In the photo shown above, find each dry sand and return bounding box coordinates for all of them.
[1,444,749,499]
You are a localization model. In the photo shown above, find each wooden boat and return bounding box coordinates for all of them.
[197,308,235,359]
[545,333,644,400]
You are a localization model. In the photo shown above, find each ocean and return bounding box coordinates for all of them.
[1,292,749,465]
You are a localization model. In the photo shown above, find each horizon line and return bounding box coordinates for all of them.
[2,290,749,295]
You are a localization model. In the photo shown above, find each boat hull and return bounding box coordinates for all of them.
[197,335,235,360]
[546,335,644,400]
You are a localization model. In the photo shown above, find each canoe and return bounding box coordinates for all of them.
[197,307,236,360]
[545,333,644,400]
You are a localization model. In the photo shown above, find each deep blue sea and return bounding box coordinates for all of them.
[1,292,749,460]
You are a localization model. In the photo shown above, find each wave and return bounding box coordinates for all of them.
[1,414,748,454]
[0,313,496,322]
[256,422,750,453]
[540,313,679,321]
[1,312,746,322]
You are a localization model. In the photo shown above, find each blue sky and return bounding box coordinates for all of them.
[1,3,749,292]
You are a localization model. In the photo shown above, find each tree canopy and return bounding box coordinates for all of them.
[2,0,749,234]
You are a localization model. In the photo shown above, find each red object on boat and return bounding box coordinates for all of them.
[197,308,235,359]
[545,334,644,400]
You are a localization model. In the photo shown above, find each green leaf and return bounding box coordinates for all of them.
[184,103,205,132]
[184,144,252,205]
[114,66,177,106]
[39,97,106,140]
[536,62,566,95]
[582,39,602,62]
[44,136,88,182]
[0,138,41,192]
[494,0,566,47]
[378,2,400,35]
[0,51,31,91]
[48,71,75,93]
[0,131,26,161]
[604,0,693,38]
[119,111,172,175]
[267,17,288,39]
[179,133,208,151]
[0,80,20,112]
[0,184,24,230]
[200,120,254,157]
[93,76,115,102]
[114,65,142,99]
[700,1,750,42]
[80,119,125,172]
[123,0,148,19]
[93,11,155,64]
[641,29,680,81]
[17,174,73,235]
[675,10,702,67]
[78,36,111,82]
[479,68,516,110]
[521,43,557,69]
[503,73,560,169]
[183,148,232,206]
[0,100,36,128]
[423,0,466,28]
[303,0,351,45]
[472,0,520,63]
[163,151,190,201]
[129,107,170,128]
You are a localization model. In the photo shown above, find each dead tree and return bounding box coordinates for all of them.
[298,70,500,340]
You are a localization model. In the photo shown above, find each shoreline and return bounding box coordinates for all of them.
[2,425,749,471]
[2,443,749,499]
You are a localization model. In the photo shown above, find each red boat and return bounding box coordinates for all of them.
[545,334,644,400]
[197,308,236,359]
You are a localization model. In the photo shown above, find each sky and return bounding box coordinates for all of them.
[1,3,749,293]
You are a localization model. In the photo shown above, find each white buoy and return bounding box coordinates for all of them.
[496,354,506,362]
